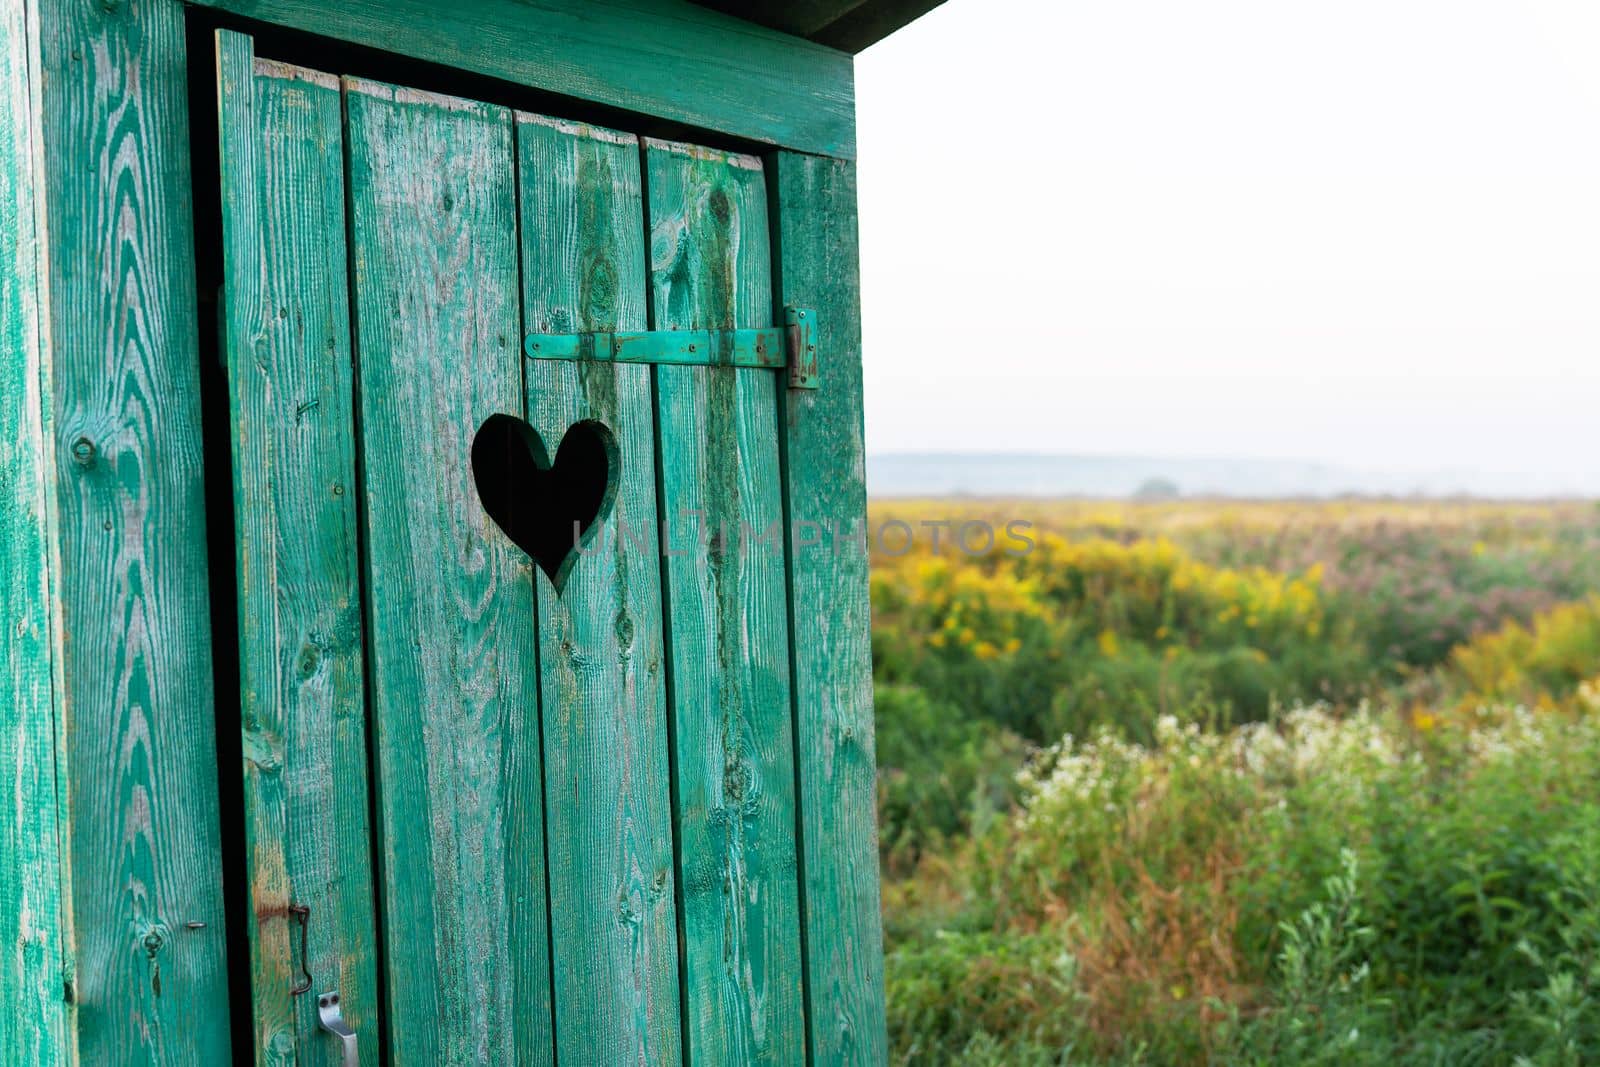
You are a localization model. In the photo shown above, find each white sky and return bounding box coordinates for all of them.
[856,0,1600,479]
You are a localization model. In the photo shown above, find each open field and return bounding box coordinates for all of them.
[871,499,1600,1064]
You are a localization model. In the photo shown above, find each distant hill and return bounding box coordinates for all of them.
[866,452,1600,500]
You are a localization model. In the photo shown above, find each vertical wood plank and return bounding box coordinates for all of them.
[645,137,806,1065]
[344,77,554,1066]
[770,151,886,1065]
[0,0,70,1057]
[516,112,683,1066]
[38,0,233,1058]
[216,34,380,1066]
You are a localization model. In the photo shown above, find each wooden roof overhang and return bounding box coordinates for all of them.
[692,0,946,52]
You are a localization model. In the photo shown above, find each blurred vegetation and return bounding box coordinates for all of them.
[871,499,1600,1065]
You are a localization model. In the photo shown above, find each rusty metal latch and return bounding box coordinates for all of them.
[287,904,312,995]
[524,306,820,389]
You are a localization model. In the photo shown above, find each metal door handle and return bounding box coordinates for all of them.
[317,991,358,1067]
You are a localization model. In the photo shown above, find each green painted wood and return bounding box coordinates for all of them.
[215,33,381,1066]
[344,76,554,1066]
[645,137,806,1065]
[770,151,886,1064]
[188,0,855,159]
[515,111,683,1065]
[0,0,70,1058]
[37,0,233,1058]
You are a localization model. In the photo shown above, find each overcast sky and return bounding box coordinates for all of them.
[856,0,1600,480]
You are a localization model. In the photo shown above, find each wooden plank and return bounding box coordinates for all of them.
[0,0,70,1058]
[344,76,554,1065]
[37,0,233,1058]
[515,111,683,1065]
[645,137,806,1065]
[189,0,856,159]
[770,151,886,1064]
[215,33,381,1066]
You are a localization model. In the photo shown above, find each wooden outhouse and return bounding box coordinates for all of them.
[2,1,937,1061]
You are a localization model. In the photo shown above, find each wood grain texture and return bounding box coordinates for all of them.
[0,0,69,1057]
[645,137,806,1065]
[516,112,684,1066]
[37,0,233,1059]
[344,76,554,1066]
[770,151,886,1065]
[215,34,380,1066]
[188,0,855,159]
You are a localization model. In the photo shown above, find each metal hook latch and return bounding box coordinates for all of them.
[317,990,358,1067]
[287,904,312,995]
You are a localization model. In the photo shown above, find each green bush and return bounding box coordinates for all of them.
[874,685,1029,865]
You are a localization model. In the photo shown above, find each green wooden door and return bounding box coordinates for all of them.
[213,30,840,1065]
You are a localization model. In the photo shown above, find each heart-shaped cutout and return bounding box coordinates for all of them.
[471,414,619,592]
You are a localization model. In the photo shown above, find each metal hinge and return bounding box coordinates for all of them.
[784,306,818,390]
[524,306,819,390]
